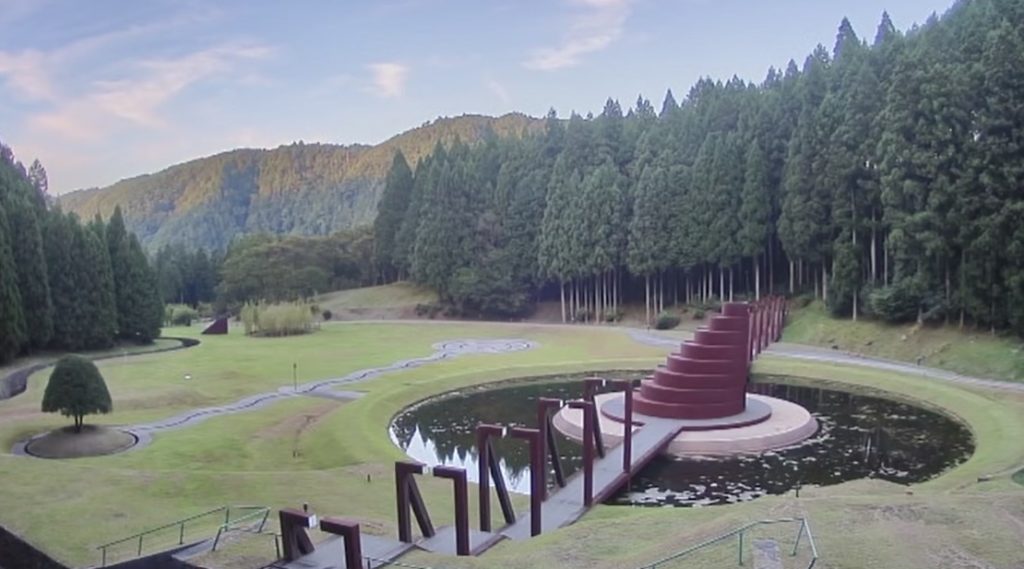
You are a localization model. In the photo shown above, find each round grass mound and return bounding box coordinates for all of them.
[25,425,137,459]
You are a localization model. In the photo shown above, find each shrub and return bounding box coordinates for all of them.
[240,300,315,337]
[414,303,443,319]
[692,309,705,320]
[869,281,922,323]
[41,356,112,433]
[575,308,593,323]
[321,309,333,321]
[164,304,198,326]
[603,310,623,323]
[792,294,814,309]
[655,312,681,330]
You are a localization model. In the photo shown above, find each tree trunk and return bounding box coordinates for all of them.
[822,261,828,303]
[560,281,566,323]
[789,259,795,294]
[945,261,951,326]
[729,266,734,302]
[798,258,804,289]
[883,240,889,286]
[755,254,761,300]
[768,238,775,294]
[870,210,877,282]
[595,274,602,324]
[719,266,725,303]
[645,274,651,326]
[959,249,966,330]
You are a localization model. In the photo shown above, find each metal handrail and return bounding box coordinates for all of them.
[638,517,818,569]
[211,507,272,551]
[96,504,267,566]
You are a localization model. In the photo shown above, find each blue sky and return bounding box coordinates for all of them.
[0,0,953,194]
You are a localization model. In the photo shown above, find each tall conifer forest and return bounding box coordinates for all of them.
[373,1,1024,333]
[0,145,163,364]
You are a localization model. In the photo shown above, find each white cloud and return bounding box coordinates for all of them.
[524,0,633,71]
[367,62,409,98]
[26,42,273,141]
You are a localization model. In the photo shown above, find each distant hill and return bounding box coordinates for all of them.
[59,113,543,250]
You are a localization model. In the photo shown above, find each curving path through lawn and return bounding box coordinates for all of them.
[11,339,536,456]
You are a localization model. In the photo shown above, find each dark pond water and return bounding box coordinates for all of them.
[390,373,974,507]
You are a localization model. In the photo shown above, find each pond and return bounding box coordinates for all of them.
[390,373,974,507]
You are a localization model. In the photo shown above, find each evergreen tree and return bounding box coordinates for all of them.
[0,163,53,348]
[373,151,414,282]
[0,204,26,362]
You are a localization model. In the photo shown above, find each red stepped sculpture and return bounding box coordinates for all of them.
[633,299,785,420]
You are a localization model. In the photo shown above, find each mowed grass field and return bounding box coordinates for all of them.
[0,320,1022,568]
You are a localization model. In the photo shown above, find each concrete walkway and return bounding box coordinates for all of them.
[11,339,536,457]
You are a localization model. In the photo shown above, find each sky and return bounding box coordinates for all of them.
[0,0,955,194]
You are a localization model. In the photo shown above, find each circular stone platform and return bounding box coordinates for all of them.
[20,425,138,459]
[601,395,773,431]
[554,392,818,457]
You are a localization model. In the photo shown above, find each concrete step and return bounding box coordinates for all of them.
[639,380,742,404]
[632,393,745,419]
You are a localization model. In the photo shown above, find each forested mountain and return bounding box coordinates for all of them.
[59,113,542,251]
[0,147,163,364]
[378,0,1024,334]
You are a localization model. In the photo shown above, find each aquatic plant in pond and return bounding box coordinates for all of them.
[390,373,974,507]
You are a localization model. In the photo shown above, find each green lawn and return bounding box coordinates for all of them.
[1,321,1022,569]
[784,301,1024,382]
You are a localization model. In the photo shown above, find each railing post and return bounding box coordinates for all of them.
[101,547,106,567]
[138,534,144,557]
[179,522,185,545]
[792,519,805,556]
[259,509,270,533]
[225,506,231,526]
[568,400,595,507]
[737,530,744,566]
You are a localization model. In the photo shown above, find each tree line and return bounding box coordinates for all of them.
[373,0,1024,333]
[0,146,165,364]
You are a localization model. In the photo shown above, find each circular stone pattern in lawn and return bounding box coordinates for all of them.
[22,425,138,459]
[391,372,975,507]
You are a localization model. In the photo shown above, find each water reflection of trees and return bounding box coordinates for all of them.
[393,376,974,501]
[390,373,636,490]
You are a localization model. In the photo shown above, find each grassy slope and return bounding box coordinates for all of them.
[783,301,1024,382]
[316,282,438,313]
[1,321,1023,568]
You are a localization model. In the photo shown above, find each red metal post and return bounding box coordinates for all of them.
[537,398,565,494]
[319,517,362,569]
[568,400,595,507]
[395,461,435,543]
[433,466,471,556]
[613,380,634,477]
[508,426,543,537]
[278,508,316,561]
[583,378,606,457]
[476,423,504,531]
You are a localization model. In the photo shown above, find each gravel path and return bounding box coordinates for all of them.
[11,339,536,457]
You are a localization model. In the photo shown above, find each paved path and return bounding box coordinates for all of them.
[11,339,536,457]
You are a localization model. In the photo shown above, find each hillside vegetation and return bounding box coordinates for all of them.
[59,113,543,251]
[784,301,1024,381]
